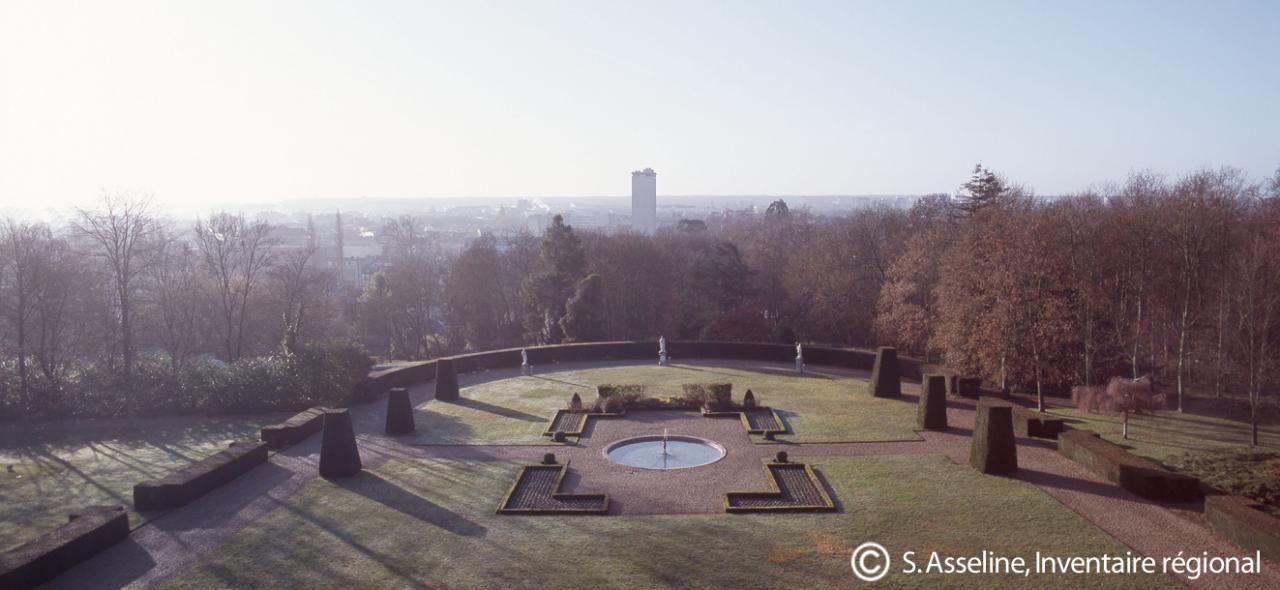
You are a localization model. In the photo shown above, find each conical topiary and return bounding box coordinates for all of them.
[434,358,459,401]
[570,393,583,411]
[918,374,948,431]
[319,409,362,478]
[743,389,756,409]
[970,404,1017,474]
[385,387,416,434]
[870,347,901,398]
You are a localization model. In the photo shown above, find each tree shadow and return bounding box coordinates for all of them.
[409,409,479,444]
[447,398,544,423]
[1011,468,1156,505]
[149,461,294,530]
[334,471,487,537]
[531,375,594,389]
[736,366,835,380]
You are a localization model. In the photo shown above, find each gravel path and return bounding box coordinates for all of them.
[46,360,1280,589]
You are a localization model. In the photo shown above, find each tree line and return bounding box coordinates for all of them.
[3,164,1279,421]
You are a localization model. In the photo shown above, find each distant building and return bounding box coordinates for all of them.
[631,168,657,234]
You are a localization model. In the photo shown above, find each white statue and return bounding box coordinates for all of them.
[520,348,532,376]
[795,342,803,359]
[795,342,805,374]
[658,336,669,367]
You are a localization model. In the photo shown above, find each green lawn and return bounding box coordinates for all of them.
[412,363,920,445]
[1043,407,1280,464]
[0,414,281,552]
[163,454,1166,589]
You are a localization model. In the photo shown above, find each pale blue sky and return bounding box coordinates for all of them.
[1,0,1277,208]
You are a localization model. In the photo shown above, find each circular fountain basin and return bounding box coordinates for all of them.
[604,435,726,470]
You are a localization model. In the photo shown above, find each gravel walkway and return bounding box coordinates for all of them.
[45,360,1280,589]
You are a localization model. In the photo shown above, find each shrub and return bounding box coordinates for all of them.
[543,452,558,464]
[681,382,734,410]
[596,383,645,399]
[594,395,625,414]
[775,451,788,463]
[0,340,373,419]
[743,389,756,409]
[569,393,583,411]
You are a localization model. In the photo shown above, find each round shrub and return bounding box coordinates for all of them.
[775,451,788,463]
[542,452,557,464]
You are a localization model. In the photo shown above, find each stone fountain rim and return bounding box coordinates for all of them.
[602,434,728,470]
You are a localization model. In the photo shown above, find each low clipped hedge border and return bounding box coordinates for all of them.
[724,462,837,513]
[133,440,269,510]
[978,396,1065,440]
[496,464,609,515]
[260,406,330,449]
[359,341,929,403]
[1057,429,1202,502]
[0,506,129,590]
[1205,495,1280,563]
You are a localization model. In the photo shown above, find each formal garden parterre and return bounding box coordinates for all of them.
[5,342,1280,589]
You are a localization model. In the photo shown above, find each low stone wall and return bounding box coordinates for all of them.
[133,440,269,510]
[1057,429,1201,502]
[0,505,129,589]
[359,341,928,403]
[1205,495,1280,563]
[260,406,330,449]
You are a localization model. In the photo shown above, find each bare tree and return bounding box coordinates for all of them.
[0,220,52,413]
[73,195,158,408]
[144,230,205,372]
[194,213,278,361]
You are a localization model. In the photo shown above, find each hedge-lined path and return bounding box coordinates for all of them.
[47,360,1280,589]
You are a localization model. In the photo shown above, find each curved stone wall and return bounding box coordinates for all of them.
[352,341,928,405]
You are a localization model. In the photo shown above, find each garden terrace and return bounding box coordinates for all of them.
[11,353,1280,588]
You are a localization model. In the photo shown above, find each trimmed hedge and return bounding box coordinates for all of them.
[134,440,268,510]
[0,505,129,590]
[260,406,329,449]
[596,384,645,399]
[1057,429,1202,502]
[956,377,982,398]
[918,374,948,430]
[978,396,1065,440]
[1205,495,1280,563]
[970,405,1017,474]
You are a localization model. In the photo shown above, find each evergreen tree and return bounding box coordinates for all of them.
[957,164,1007,215]
[560,274,606,342]
[521,215,589,342]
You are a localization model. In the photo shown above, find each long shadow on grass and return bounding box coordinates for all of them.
[447,398,544,423]
[334,471,487,537]
[1012,468,1157,505]
[811,467,845,513]
[531,375,594,389]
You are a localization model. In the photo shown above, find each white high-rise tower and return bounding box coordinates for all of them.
[631,168,657,234]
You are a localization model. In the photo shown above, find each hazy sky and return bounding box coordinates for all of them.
[2,0,1278,209]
